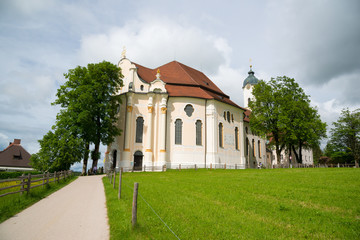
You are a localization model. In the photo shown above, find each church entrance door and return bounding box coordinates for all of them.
[112,150,117,170]
[133,151,143,171]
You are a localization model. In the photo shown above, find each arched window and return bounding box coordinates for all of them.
[219,123,223,147]
[196,120,202,146]
[227,111,230,123]
[235,127,239,150]
[246,138,249,156]
[135,117,144,143]
[252,139,255,157]
[245,127,248,134]
[175,119,183,145]
[184,104,194,117]
[223,112,226,120]
[258,140,261,158]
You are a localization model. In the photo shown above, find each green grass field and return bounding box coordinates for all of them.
[103,168,360,240]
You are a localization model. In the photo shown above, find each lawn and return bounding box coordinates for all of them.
[0,175,77,223]
[103,168,360,239]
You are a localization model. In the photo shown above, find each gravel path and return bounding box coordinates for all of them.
[0,175,109,240]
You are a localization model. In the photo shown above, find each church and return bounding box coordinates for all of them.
[105,53,268,171]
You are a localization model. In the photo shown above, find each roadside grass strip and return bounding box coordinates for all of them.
[103,168,360,240]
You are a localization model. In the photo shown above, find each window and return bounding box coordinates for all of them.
[135,117,144,143]
[231,114,234,123]
[252,139,255,157]
[140,85,144,91]
[184,104,194,117]
[223,112,226,120]
[227,111,230,123]
[175,119,182,144]
[196,120,202,145]
[258,140,261,158]
[246,138,249,155]
[219,123,223,147]
[245,127,248,134]
[235,127,239,150]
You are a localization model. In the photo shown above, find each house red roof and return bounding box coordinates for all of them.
[134,61,246,110]
[0,139,32,168]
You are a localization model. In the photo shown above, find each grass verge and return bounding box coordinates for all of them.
[103,168,360,240]
[0,175,77,223]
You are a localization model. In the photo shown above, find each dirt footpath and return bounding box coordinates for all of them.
[0,175,109,240]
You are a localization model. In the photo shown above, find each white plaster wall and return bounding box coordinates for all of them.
[167,97,206,167]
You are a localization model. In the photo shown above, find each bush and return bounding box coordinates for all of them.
[0,171,42,179]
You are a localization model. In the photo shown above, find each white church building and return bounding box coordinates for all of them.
[105,54,270,171]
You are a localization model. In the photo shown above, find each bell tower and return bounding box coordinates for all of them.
[242,64,259,109]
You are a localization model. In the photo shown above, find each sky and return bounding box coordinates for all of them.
[1,0,359,171]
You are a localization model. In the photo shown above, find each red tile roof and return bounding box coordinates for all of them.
[0,139,32,168]
[134,61,246,110]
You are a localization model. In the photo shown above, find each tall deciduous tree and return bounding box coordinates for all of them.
[249,76,326,164]
[53,61,123,173]
[30,125,84,172]
[325,108,360,165]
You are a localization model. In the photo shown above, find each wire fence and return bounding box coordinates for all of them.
[106,170,181,239]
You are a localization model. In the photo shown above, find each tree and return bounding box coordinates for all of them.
[248,78,285,164]
[325,108,360,165]
[30,126,84,172]
[53,61,123,173]
[249,76,327,164]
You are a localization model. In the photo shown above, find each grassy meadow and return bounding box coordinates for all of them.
[103,168,360,240]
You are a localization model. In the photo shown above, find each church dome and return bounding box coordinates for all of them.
[242,66,259,88]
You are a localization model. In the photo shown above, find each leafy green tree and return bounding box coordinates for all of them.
[53,61,123,173]
[249,76,326,164]
[248,78,285,164]
[325,108,360,165]
[30,126,84,172]
[278,77,326,163]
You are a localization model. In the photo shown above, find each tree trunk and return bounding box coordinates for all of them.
[292,145,299,163]
[82,142,90,175]
[275,144,281,166]
[92,141,100,169]
[298,141,303,164]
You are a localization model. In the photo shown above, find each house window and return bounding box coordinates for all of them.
[184,104,194,117]
[135,117,144,143]
[252,139,255,157]
[175,119,183,145]
[227,111,230,123]
[235,127,239,150]
[219,123,223,147]
[196,120,202,145]
[258,140,261,158]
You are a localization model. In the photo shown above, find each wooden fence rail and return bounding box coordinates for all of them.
[0,170,73,198]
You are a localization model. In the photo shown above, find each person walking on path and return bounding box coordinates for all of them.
[0,175,109,240]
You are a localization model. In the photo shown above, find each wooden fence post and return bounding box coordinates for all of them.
[118,169,122,199]
[26,173,31,194]
[179,164,181,171]
[113,170,116,189]
[54,171,57,184]
[224,163,226,169]
[21,173,25,195]
[132,182,139,227]
[210,163,212,170]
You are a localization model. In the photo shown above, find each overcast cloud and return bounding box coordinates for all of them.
[1,0,359,171]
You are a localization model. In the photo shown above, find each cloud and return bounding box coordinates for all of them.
[264,0,360,88]
[77,18,229,75]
